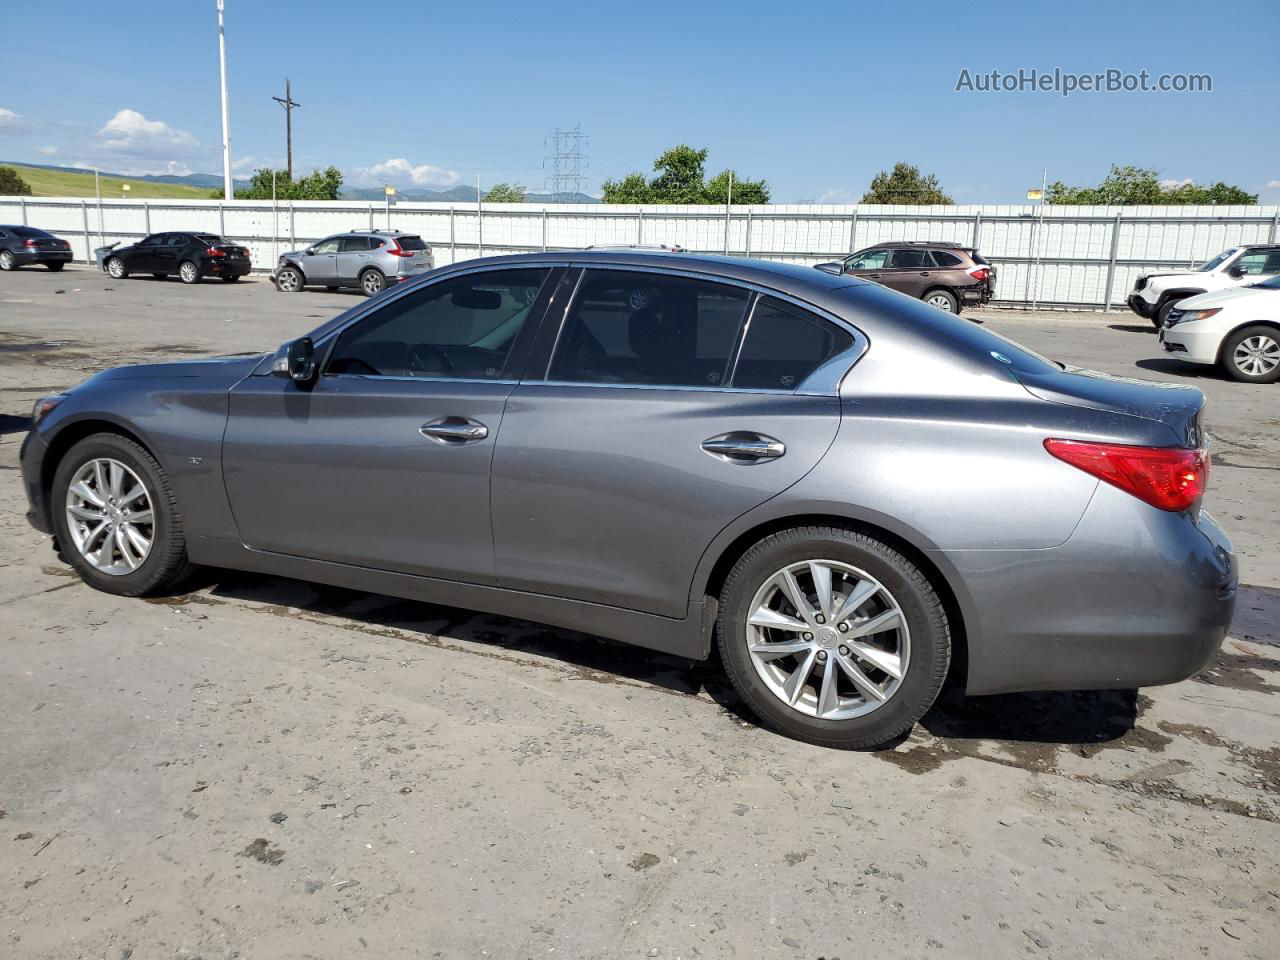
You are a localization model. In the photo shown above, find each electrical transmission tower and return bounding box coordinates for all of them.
[543,125,589,201]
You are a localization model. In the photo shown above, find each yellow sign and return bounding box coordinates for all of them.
[1026,188,1043,200]
[384,185,396,197]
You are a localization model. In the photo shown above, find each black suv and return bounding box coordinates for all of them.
[816,242,995,313]
[0,226,73,272]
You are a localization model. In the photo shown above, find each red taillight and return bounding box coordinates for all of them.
[1044,438,1207,512]
[384,242,412,257]
[968,266,990,281]
[23,239,38,248]
[208,247,227,257]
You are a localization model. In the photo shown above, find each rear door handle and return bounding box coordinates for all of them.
[420,417,488,443]
[701,432,786,463]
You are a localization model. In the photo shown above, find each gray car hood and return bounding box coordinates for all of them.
[93,353,268,384]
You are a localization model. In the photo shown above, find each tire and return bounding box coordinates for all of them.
[46,261,65,272]
[221,274,240,282]
[50,432,197,597]
[106,256,128,280]
[1155,298,1183,330]
[360,268,386,297]
[178,261,201,284]
[1221,325,1280,384]
[276,265,304,293]
[0,250,17,271]
[717,526,950,749]
[923,289,958,313]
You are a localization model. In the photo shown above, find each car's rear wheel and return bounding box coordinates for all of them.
[179,261,200,284]
[106,256,128,279]
[276,266,304,292]
[1222,325,1280,383]
[51,433,196,596]
[923,289,958,313]
[46,261,65,272]
[0,250,16,271]
[717,526,950,749]
[360,268,386,297]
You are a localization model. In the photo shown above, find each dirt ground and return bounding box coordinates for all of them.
[2,266,1277,959]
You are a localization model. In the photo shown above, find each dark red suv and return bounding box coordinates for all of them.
[816,242,996,314]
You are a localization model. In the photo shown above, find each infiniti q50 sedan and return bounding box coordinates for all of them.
[20,252,1237,748]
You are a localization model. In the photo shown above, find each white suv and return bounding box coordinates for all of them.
[1158,274,1280,383]
[1127,244,1280,328]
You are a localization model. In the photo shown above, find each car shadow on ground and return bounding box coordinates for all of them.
[1107,323,1156,334]
[0,413,32,436]
[1134,357,1224,380]
[194,568,1138,749]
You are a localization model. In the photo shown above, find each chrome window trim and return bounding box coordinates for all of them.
[536,264,869,397]
[322,374,518,387]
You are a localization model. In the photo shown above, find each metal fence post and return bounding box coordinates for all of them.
[1271,212,1279,243]
[637,208,644,244]
[144,201,151,235]
[81,200,91,264]
[972,211,982,250]
[20,197,27,225]
[541,208,548,252]
[449,206,456,263]
[477,204,483,258]
[289,202,295,249]
[219,202,226,236]
[1102,212,1123,314]
[848,211,858,253]
[745,210,753,258]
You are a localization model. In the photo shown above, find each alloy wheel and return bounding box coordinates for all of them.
[107,257,125,279]
[362,271,384,296]
[926,293,955,312]
[745,560,910,720]
[1234,335,1280,377]
[180,262,198,283]
[278,268,300,291]
[0,250,14,270]
[64,458,154,575]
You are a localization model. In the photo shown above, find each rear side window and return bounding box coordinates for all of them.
[396,236,427,251]
[549,269,749,387]
[340,236,373,252]
[196,234,224,245]
[931,251,963,267]
[168,234,190,246]
[890,249,932,269]
[733,296,853,391]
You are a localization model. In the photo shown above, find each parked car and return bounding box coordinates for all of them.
[814,241,995,314]
[103,232,251,284]
[1127,244,1280,328]
[274,230,434,297]
[21,252,1234,749]
[1159,273,1280,383]
[0,225,73,272]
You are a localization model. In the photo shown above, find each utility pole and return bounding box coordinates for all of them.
[216,0,232,201]
[272,78,301,181]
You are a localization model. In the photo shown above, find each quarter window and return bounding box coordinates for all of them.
[548,270,750,387]
[326,268,550,380]
[733,296,853,391]
[931,250,963,267]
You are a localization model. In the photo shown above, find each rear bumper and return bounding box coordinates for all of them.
[1127,293,1156,318]
[208,259,252,277]
[9,249,72,265]
[952,484,1236,696]
[20,430,52,534]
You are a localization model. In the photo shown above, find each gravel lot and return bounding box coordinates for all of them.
[2,265,1277,959]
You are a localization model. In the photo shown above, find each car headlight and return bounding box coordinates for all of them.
[1175,307,1221,325]
[31,394,67,426]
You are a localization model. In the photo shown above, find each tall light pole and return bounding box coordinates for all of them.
[216,0,233,201]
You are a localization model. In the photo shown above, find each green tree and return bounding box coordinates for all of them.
[602,145,771,204]
[1047,165,1257,205]
[483,182,526,203]
[860,162,952,204]
[216,166,344,201]
[0,165,33,196]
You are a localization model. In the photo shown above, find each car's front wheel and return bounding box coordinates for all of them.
[1222,325,1280,383]
[717,526,950,749]
[360,268,386,297]
[106,256,128,279]
[51,433,196,596]
[276,266,304,292]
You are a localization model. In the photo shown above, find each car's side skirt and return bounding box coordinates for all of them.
[188,536,712,660]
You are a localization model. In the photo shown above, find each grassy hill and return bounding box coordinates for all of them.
[2,164,215,200]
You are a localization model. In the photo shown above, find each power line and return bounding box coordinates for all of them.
[543,125,588,201]
[271,78,301,180]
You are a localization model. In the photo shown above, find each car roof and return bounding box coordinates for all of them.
[861,241,972,250]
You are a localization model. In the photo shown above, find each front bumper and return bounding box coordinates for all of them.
[1127,293,1157,318]
[20,429,52,534]
[1159,322,1222,365]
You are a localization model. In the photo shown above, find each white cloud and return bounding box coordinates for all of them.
[86,108,204,175]
[39,144,58,156]
[351,157,460,190]
[98,108,198,151]
[1266,180,1280,190]
[1159,177,1194,189]
[0,107,22,129]
[816,188,857,204]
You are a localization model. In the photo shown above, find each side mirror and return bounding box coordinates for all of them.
[272,337,316,383]
[814,262,843,275]
[1227,264,1245,279]
[304,247,316,256]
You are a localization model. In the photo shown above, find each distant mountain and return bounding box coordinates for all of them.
[0,160,250,190]
[340,186,599,204]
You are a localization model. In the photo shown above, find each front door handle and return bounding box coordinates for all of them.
[701,432,786,463]
[420,417,488,443]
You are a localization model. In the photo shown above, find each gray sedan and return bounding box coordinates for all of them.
[20,251,1237,748]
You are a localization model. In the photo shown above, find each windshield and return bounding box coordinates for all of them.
[1195,249,1236,272]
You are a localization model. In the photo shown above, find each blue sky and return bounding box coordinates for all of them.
[1,0,1276,202]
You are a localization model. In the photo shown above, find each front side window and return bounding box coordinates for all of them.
[140,234,165,246]
[845,249,890,271]
[548,269,749,387]
[733,296,853,391]
[1235,252,1274,275]
[312,237,340,255]
[327,268,550,380]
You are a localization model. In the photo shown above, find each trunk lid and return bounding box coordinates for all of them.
[1013,365,1205,448]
